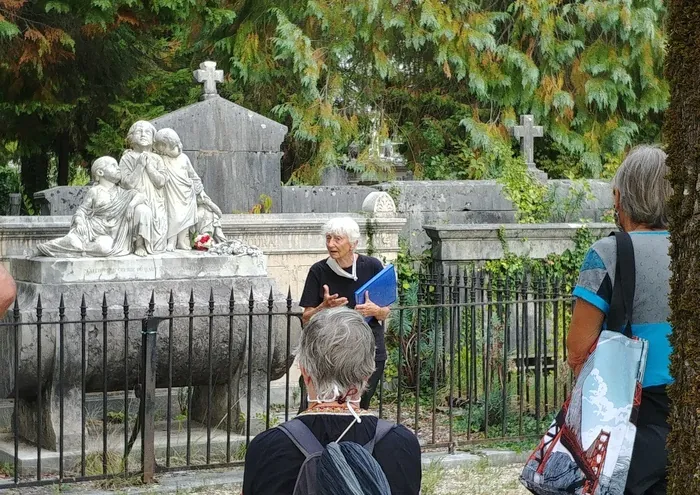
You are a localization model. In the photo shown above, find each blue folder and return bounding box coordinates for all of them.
[354,264,397,319]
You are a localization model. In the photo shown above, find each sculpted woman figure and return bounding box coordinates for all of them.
[119,121,168,253]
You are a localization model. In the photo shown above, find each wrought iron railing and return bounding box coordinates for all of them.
[0,269,573,488]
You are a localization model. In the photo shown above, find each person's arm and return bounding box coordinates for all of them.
[299,266,348,325]
[374,425,422,494]
[126,192,148,221]
[186,158,204,195]
[301,284,348,325]
[144,154,167,188]
[567,299,605,375]
[355,292,390,321]
[0,264,17,317]
[119,154,140,190]
[567,241,613,375]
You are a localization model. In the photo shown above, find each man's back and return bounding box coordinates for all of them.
[243,414,421,495]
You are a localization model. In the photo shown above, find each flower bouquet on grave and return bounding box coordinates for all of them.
[193,234,213,251]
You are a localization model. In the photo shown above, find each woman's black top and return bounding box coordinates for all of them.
[300,254,386,360]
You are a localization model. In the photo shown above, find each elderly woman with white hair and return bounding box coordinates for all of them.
[298,217,391,410]
[243,308,421,495]
[567,145,672,495]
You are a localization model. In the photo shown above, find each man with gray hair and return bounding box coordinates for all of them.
[243,307,421,495]
[299,217,392,410]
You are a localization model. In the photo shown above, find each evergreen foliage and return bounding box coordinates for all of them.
[0,0,669,195]
[202,0,668,182]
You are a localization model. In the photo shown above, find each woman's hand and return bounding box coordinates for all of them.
[355,292,390,321]
[321,284,348,309]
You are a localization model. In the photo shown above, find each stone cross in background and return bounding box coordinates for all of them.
[193,61,224,100]
[510,114,547,180]
[511,114,543,166]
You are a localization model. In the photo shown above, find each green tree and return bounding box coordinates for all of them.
[665,1,700,493]
[0,0,225,201]
[201,0,668,183]
[1,0,670,195]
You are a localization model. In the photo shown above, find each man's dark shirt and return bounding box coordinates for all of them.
[299,254,386,360]
[242,414,422,494]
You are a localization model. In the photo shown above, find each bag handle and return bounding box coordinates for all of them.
[607,231,636,337]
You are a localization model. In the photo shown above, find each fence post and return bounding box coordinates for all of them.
[141,315,161,483]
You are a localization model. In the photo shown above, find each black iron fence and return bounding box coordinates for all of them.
[0,269,573,488]
[381,268,574,453]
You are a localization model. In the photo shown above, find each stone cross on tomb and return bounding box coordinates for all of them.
[193,61,224,100]
[511,114,543,167]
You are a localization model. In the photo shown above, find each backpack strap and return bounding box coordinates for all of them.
[277,419,325,458]
[363,419,396,454]
[607,231,636,338]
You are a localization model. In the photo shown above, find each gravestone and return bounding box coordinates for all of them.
[35,61,288,216]
[320,166,349,186]
[510,114,547,181]
[151,61,287,214]
[2,119,299,455]
[34,186,89,216]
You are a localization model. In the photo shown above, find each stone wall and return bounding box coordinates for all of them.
[280,186,376,213]
[426,222,615,270]
[0,213,405,300]
[378,180,612,254]
[32,179,612,257]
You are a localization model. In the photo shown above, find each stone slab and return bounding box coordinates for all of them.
[34,186,89,216]
[0,213,406,302]
[320,167,350,186]
[281,186,376,213]
[426,223,615,262]
[10,251,267,285]
[0,423,248,476]
[477,448,531,467]
[150,96,287,153]
[191,151,283,214]
[376,180,514,212]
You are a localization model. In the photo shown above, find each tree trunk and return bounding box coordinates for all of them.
[56,134,70,186]
[20,152,50,212]
[665,2,700,493]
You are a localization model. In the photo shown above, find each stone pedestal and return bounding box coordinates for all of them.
[3,251,300,451]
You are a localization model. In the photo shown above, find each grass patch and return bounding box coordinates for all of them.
[421,460,446,495]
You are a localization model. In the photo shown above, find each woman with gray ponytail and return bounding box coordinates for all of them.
[243,308,421,495]
[567,145,672,494]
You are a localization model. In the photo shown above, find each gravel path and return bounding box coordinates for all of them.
[177,464,529,495]
[3,463,529,494]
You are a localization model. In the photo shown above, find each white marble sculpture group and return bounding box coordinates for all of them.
[37,121,227,257]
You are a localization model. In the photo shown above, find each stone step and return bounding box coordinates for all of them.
[0,379,301,431]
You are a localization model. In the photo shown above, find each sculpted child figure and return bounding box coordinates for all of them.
[196,191,227,244]
[37,157,153,257]
[154,128,203,251]
[119,120,168,253]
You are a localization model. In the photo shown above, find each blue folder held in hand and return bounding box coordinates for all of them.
[354,264,397,320]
